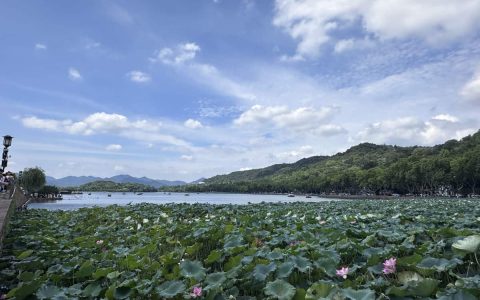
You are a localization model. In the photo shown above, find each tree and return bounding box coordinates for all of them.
[37,185,59,195]
[19,167,46,193]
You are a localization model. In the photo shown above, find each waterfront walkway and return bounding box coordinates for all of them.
[0,186,27,249]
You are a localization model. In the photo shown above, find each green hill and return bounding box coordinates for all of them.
[78,180,157,192]
[175,130,480,196]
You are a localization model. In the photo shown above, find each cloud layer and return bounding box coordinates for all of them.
[274,0,480,58]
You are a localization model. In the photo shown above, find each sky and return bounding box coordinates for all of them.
[2,0,480,181]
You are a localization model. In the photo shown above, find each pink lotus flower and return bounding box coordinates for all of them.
[96,240,104,245]
[191,286,202,298]
[336,267,349,279]
[383,257,396,274]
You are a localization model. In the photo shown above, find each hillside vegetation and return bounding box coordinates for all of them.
[77,180,157,192]
[176,130,480,196]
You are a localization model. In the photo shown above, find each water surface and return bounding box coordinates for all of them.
[29,192,339,210]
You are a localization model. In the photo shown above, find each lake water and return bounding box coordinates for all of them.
[28,192,339,210]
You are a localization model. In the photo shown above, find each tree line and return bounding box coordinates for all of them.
[168,131,480,196]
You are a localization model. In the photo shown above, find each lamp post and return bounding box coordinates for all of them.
[1,135,13,173]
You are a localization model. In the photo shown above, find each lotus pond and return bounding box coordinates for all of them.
[1,199,480,299]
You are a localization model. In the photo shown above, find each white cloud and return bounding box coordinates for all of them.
[234,105,344,135]
[276,145,314,160]
[84,40,101,50]
[20,112,188,147]
[239,167,252,171]
[460,72,480,104]
[273,0,480,58]
[334,39,355,53]
[106,144,122,151]
[127,71,151,83]
[68,68,82,81]
[35,43,47,50]
[181,155,194,161]
[184,119,203,129]
[150,42,201,65]
[356,115,475,146]
[114,165,125,171]
[432,114,458,123]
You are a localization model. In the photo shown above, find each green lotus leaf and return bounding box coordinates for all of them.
[253,262,277,281]
[341,288,375,300]
[397,271,423,285]
[314,257,337,277]
[437,290,477,300]
[225,254,243,271]
[267,251,284,260]
[417,257,462,272]
[409,278,440,297]
[36,285,64,299]
[75,260,95,278]
[66,284,83,296]
[277,261,295,278]
[224,235,244,249]
[9,280,41,300]
[397,254,422,267]
[205,271,227,289]
[452,235,480,253]
[114,286,132,299]
[156,280,186,298]
[291,256,311,273]
[205,249,222,264]
[180,260,206,280]
[83,282,103,298]
[387,278,439,297]
[18,271,34,281]
[305,280,336,300]
[93,267,113,279]
[107,271,122,280]
[17,250,34,260]
[264,279,296,300]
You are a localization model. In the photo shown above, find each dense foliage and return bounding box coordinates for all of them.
[76,181,157,192]
[19,167,46,193]
[174,131,480,196]
[1,199,479,299]
[37,185,59,195]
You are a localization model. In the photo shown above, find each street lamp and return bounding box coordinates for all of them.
[1,135,13,172]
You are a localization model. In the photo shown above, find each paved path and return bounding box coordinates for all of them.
[0,189,16,249]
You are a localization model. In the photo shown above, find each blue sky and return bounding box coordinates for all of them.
[2,0,480,181]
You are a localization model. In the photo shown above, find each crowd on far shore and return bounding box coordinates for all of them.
[0,171,15,193]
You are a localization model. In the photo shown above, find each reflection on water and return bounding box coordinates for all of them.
[28,192,338,210]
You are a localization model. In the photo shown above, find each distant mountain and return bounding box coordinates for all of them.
[46,176,101,187]
[46,175,186,188]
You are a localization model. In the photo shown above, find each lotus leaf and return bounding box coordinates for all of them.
[341,288,375,300]
[180,260,206,281]
[277,261,295,278]
[36,285,64,299]
[114,286,132,299]
[397,271,423,285]
[253,262,277,281]
[205,271,227,289]
[265,279,296,300]
[82,282,102,298]
[417,257,462,272]
[452,235,480,253]
[305,280,336,299]
[156,280,186,298]
[17,250,33,260]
